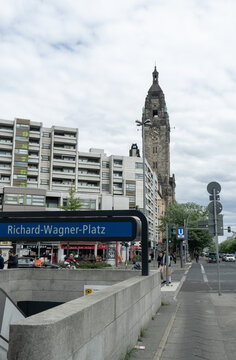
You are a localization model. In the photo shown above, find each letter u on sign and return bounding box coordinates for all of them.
[177,228,184,239]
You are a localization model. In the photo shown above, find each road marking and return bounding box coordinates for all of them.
[201,264,208,283]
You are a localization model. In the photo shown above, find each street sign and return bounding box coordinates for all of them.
[208,201,223,214]
[177,227,184,239]
[207,181,221,195]
[198,220,208,229]
[0,217,137,242]
[208,214,224,236]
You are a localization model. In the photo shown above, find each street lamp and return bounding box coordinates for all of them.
[136,119,151,217]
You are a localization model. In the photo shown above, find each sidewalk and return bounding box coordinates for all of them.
[128,260,236,360]
[127,260,191,360]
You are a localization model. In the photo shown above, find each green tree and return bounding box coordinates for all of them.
[58,184,82,211]
[159,202,214,255]
[58,184,82,256]
[219,238,236,254]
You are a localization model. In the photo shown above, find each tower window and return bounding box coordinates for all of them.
[153,110,158,116]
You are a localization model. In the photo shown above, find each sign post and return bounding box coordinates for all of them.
[177,227,184,268]
[207,181,222,295]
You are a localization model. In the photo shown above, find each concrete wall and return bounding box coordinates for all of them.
[5,269,161,360]
[0,268,143,303]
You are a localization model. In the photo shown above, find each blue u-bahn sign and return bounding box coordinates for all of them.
[0,217,136,242]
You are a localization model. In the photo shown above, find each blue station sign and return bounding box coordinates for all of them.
[0,217,137,242]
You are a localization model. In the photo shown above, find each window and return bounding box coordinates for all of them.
[42,143,50,149]
[153,110,158,116]
[16,124,29,129]
[13,174,27,180]
[14,161,27,167]
[80,199,96,210]
[0,151,11,156]
[41,179,49,185]
[26,195,45,206]
[41,155,50,161]
[16,136,29,141]
[43,132,50,137]
[27,177,37,182]
[128,196,136,203]
[135,162,143,169]
[102,184,109,191]
[102,172,110,179]
[126,183,136,191]
[114,159,122,166]
[102,161,109,168]
[15,149,28,154]
[0,163,11,168]
[29,152,39,157]
[135,173,143,180]
[113,183,122,189]
[113,171,122,178]
[29,165,38,170]
[41,167,50,173]
[153,147,157,153]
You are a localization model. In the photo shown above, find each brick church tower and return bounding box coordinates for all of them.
[143,67,175,208]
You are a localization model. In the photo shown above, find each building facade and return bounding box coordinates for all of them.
[0,118,160,258]
[143,67,175,209]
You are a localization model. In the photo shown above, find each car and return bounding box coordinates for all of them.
[18,257,36,268]
[208,252,217,263]
[224,254,235,262]
[18,257,61,269]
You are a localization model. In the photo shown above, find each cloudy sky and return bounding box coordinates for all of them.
[0,0,236,238]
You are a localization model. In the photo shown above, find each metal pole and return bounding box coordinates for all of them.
[184,219,187,262]
[213,188,221,295]
[142,124,146,217]
[180,241,183,268]
[166,223,169,286]
[37,241,40,258]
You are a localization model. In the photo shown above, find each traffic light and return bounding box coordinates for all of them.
[227,226,231,233]
[168,225,176,238]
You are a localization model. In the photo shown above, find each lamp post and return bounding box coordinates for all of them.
[136,119,151,217]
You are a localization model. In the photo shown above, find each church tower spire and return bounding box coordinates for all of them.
[143,67,175,207]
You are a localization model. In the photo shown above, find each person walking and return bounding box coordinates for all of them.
[161,251,172,284]
[5,250,18,269]
[157,252,163,268]
[0,250,4,269]
[194,250,199,263]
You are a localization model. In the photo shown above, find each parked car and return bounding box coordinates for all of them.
[224,254,235,262]
[18,257,36,268]
[208,252,217,263]
[18,257,61,269]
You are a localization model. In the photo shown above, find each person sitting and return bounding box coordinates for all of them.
[34,257,42,267]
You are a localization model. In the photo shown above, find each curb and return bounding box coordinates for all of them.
[153,302,180,360]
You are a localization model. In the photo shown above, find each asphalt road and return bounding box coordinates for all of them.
[160,259,236,360]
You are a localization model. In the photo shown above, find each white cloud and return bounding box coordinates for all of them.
[0,0,236,236]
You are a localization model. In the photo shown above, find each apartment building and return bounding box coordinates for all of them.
[0,118,160,251]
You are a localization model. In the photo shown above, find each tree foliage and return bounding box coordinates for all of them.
[219,238,236,254]
[159,202,214,254]
[58,185,82,211]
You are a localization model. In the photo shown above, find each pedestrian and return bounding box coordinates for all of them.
[157,252,163,268]
[194,251,199,263]
[171,252,177,264]
[0,250,4,269]
[161,251,172,284]
[5,250,18,269]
